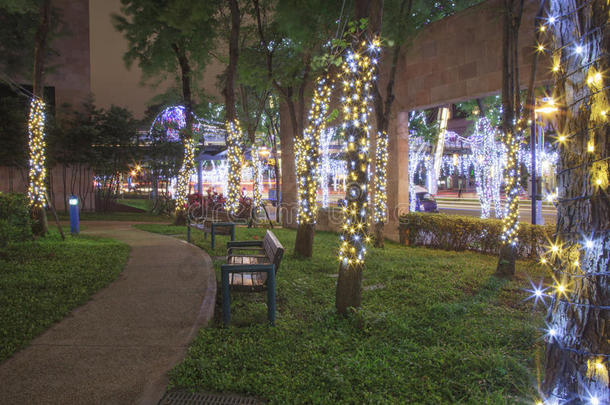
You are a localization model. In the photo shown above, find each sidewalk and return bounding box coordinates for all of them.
[0,221,216,405]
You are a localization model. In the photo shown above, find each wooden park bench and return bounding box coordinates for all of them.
[221,230,284,325]
[187,210,240,249]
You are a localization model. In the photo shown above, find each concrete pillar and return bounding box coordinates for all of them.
[386,109,410,241]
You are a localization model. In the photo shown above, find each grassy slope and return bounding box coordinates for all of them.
[0,232,130,362]
[136,224,546,404]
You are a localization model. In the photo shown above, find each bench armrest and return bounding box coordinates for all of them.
[221,263,275,273]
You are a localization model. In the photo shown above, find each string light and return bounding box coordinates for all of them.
[295,75,333,225]
[174,137,196,213]
[225,119,243,215]
[27,97,47,209]
[338,36,380,266]
[251,145,263,218]
[373,130,388,224]
[526,4,610,403]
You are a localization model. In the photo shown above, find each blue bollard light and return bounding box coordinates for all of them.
[69,195,79,234]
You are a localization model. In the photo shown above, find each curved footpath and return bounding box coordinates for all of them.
[0,221,216,405]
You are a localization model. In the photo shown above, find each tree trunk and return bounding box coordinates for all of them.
[223,0,243,216]
[372,0,409,248]
[541,0,609,402]
[496,0,524,277]
[294,75,332,257]
[336,262,363,314]
[172,43,195,225]
[29,0,51,236]
[294,223,315,258]
[336,0,383,314]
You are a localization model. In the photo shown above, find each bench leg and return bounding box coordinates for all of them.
[231,225,235,241]
[222,270,231,325]
[267,267,276,326]
[187,225,191,243]
[211,226,216,249]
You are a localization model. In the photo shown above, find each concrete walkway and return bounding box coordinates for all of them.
[0,221,216,405]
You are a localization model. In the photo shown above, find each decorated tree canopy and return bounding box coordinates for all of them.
[148,105,225,143]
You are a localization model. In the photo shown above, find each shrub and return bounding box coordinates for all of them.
[0,193,32,247]
[398,213,554,259]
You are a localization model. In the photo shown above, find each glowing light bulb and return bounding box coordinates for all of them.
[585,240,594,249]
[540,257,547,264]
[590,396,599,405]
[556,284,566,293]
[548,327,557,337]
[551,245,559,253]
[558,135,566,143]
[548,16,556,24]
[537,44,545,52]
[576,45,583,54]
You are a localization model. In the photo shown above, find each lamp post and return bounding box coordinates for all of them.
[69,195,79,234]
[530,117,538,225]
[532,99,558,225]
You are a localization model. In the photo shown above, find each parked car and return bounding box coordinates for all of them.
[413,186,439,213]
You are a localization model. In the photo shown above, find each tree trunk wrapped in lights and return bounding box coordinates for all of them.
[496,0,525,277]
[28,0,51,236]
[251,144,263,221]
[532,1,609,403]
[336,34,381,314]
[174,136,195,218]
[225,120,243,216]
[372,129,388,247]
[27,97,48,211]
[294,74,332,257]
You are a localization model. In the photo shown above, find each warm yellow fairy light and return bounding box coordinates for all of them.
[226,120,244,215]
[27,97,48,208]
[537,43,545,52]
[588,141,595,152]
[338,35,380,266]
[175,137,196,213]
[295,74,332,225]
[373,130,388,224]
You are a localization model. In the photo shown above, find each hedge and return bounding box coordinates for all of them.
[398,213,554,259]
[0,193,32,247]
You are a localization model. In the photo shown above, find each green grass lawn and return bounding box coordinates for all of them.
[116,197,152,211]
[0,232,130,362]
[136,224,546,404]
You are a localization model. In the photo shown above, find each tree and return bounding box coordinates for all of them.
[250,0,342,255]
[539,0,609,402]
[250,0,341,234]
[90,105,140,211]
[223,0,245,216]
[496,0,525,277]
[113,0,218,223]
[335,0,383,315]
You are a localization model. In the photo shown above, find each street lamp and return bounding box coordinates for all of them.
[531,98,559,225]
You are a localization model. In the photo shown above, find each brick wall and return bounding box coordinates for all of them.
[391,0,550,112]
